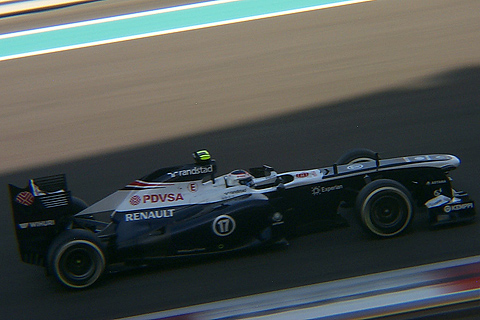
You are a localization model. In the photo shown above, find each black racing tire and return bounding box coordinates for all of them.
[336,148,378,165]
[355,179,414,237]
[71,196,88,214]
[47,229,105,289]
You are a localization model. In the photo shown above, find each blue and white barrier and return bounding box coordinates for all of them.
[119,255,480,319]
[0,0,98,17]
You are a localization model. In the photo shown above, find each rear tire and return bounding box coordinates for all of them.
[337,148,378,165]
[71,197,88,214]
[356,179,414,237]
[47,229,105,289]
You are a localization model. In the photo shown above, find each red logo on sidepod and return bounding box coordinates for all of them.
[129,195,141,206]
[16,191,35,206]
[296,172,309,178]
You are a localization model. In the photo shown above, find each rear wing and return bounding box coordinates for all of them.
[8,174,73,266]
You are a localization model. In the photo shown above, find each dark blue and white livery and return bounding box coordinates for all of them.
[8,149,476,289]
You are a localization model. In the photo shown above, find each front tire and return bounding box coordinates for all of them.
[47,229,105,289]
[337,148,378,165]
[356,179,414,237]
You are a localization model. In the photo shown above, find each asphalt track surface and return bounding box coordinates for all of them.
[1,0,479,319]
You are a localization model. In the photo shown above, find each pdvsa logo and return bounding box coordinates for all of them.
[129,195,141,205]
[130,193,185,205]
[15,191,35,206]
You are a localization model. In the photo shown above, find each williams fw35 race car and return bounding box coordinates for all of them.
[9,149,476,289]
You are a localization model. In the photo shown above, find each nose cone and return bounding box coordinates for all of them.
[442,154,460,170]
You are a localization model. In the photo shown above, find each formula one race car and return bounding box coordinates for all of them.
[9,149,476,289]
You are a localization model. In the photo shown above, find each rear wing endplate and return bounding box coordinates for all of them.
[8,174,73,266]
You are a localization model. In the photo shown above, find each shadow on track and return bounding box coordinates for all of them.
[1,66,479,320]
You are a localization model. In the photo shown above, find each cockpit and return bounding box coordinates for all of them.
[140,150,217,183]
[138,150,283,190]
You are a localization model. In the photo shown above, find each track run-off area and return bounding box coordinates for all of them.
[0,0,479,319]
[1,0,373,61]
[119,256,480,319]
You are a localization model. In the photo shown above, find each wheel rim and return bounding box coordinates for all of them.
[370,194,407,228]
[348,157,375,164]
[55,240,105,288]
[362,187,412,236]
[61,247,96,280]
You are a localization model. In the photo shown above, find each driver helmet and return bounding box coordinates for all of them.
[193,150,211,164]
[225,169,254,187]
